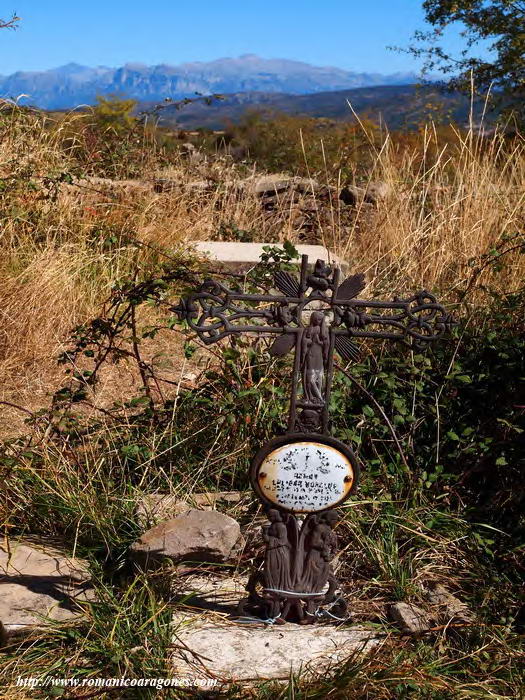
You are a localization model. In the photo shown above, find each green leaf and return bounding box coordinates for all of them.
[283,239,299,259]
[456,374,472,383]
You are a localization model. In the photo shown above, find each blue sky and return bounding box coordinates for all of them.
[1,1,479,75]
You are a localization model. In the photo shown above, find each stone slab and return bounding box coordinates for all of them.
[170,574,380,682]
[172,616,379,682]
[0,539,95,640]
[425,583,474,623]
[193,242,345,272]
[389,601,431,635]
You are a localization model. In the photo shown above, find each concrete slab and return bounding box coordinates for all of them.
[170,574,381,683]
[193,242,345,272]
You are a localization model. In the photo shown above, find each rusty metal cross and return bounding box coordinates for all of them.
[174,253,453,624]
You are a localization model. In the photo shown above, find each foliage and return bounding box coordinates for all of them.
[1,243,524,697]
[93,94,138,133]
[219,109,382,179]
[4,239,524,546]
[0,12,19,30]
[406,0,525,124]
[0,570,179,699]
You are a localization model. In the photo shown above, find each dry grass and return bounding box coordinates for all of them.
[0,105,523,435]
[334,124,525,298]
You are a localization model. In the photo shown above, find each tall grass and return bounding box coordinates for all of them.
[332,123,525,298]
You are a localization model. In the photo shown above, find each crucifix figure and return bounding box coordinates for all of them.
[174,254,454,623]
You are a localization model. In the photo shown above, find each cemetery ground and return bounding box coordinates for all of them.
[0,102,524,698]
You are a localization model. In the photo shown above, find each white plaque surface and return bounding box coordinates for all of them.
[255,441,354,513]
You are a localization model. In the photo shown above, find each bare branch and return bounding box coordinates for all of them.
[0,13,20,30]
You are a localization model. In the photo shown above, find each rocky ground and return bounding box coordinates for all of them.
[1,490,477,685]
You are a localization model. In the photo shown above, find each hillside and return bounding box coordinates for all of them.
[0,55,421,110]
[151,84,489,131]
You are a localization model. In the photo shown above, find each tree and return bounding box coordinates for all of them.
[93,94,137,133]
[407,1,525,123]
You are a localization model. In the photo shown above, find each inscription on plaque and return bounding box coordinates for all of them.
[256,441,354,513]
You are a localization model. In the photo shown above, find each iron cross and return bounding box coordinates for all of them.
[174,254,454,435]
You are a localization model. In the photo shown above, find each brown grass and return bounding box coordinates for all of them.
[0,105,523,435]
[334,123,525,297]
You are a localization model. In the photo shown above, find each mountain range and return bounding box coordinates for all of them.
[0,55,423,110]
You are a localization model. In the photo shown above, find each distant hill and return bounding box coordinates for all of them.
[148,85,488,131]
[0,55,423,110]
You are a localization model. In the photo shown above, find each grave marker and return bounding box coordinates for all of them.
[174,254,454,623]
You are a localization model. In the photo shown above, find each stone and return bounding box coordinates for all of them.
[292,177,325,194]
[340,181,390,205]
[0,539,95,640]
[389,602,432,635]
[364,181,391,203]
[252,175,314,196]
[339,185,366,206]
[426,584,474,623]
[153,178,213,194]
[171,574,380,682]
[182,179,213,192]
[72,176,149,194]
[193,241,346,273]
[180,142,205,163]
[136,491,246,525]
[130,509,242,569]
[173,572,247,614]
[253,175,293,196]
[181,142,197,154]
[172,619,379,681]
[237,174,326,197]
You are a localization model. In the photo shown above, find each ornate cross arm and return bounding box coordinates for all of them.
[332,291,456,350]
[172,279,296,345]
[172,255,455,435]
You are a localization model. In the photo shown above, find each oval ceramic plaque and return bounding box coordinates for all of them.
[251,436,358,513]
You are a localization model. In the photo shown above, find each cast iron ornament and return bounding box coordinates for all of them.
[174,255,454,623]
